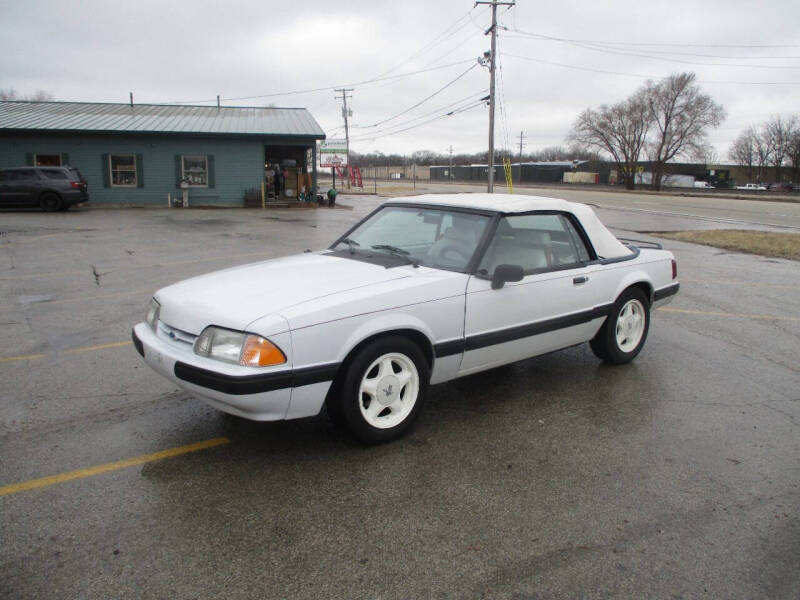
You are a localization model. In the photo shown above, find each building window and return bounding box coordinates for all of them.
[110,155,137,186]
[182,155,208,186]
[35,154,61,166]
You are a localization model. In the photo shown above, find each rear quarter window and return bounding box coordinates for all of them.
[42,169,69,180]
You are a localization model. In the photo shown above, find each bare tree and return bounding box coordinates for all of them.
[788,122,800,184]
[567,91,650,190]
[729,126,758,181]
[0,88,55,101]
[644,73,725,190]
[753,125,772,183]
[765,114,797,182]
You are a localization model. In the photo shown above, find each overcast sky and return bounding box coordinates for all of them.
[1,0,798,159]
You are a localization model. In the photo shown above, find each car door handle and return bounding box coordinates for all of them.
[573,276,588,285]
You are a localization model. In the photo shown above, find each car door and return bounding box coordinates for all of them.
[0,170,12,205]
[6,169,42,206]
[459,212,602,375]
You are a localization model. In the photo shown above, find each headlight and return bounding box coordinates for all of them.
[145,298,160,332]
[194,326,286,367]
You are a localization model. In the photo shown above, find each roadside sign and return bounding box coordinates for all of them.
[320,139,348,167]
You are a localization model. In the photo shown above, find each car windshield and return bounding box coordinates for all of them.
[333,205,491,271]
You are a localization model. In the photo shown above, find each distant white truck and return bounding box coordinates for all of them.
[736,183,767,191]
[693,181,714,189]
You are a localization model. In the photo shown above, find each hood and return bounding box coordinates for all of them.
[155,252,410,334]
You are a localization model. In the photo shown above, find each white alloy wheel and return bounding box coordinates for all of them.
[615,299,646,352]
[358,352,420,429]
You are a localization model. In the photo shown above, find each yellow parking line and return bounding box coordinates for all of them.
[65,340,133,353]
[0,437,231,497]
[0,352,46,363]
[658,307,800,322]
[0,340,131,363]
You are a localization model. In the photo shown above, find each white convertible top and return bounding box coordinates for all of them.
[390,193,633,259]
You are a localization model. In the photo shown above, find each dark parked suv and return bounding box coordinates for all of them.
[0,166,89,211]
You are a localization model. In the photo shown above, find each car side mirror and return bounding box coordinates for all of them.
[491,264,524,289]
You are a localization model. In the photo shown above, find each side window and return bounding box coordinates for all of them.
[109,155,137,186]
[12,169,39,181]
[560,215,593,262]
[34,154,62,167]
[182,155,208,186]
[479,213,587,275]
[42,169,69,180]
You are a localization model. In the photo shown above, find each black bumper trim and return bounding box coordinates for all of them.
[173,361,340,396]
[132,329,144,357]
[654,282,680,301]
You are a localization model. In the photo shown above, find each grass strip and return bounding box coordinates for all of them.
[656,229,800,261]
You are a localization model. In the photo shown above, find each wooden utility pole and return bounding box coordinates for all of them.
[335,88,353,188]
[517,130,526,183]
[475,0,515,193]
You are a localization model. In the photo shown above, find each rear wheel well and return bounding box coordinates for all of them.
[626,281,653,306]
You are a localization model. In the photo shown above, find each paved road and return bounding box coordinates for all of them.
[1,195,798,599]
[328,178,800,232]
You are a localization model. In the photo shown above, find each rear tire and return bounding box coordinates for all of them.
[335,336,429,444]
[590,288,650,364]
[40,193,63,212]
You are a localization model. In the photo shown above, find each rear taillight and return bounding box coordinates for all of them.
[71,181,81,189]
[671,259,677,279]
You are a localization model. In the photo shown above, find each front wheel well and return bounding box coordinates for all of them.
[324,329,434,403]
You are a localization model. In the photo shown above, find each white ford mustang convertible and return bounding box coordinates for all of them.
[133,194,679,443]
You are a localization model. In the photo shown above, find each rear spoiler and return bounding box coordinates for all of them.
[617,237,663,250]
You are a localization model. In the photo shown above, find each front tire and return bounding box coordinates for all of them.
[335,336,429,444]
[590,288,650,364]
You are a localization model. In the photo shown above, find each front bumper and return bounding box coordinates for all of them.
[133,323,334,421]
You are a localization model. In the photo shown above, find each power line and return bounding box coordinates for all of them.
[506,29,800,70]
[496,49,511,151]
[504,35,800,60]
[355,63,479,129]
[365,9,490,93]
[349,91,488,141]
[371,6,484,80]
[505,28,800,49]
[350,100,486,144]
[350,89,488,131]
[158,59,475,105]
[502,52,800,85]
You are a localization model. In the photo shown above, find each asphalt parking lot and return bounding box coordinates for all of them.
[1,189,799,599]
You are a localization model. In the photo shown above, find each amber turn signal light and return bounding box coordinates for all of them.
[240,335,286,367]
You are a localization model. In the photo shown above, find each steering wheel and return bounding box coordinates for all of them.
[438,245,471,263]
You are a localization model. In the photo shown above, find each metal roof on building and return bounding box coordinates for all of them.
[0,101,326,138]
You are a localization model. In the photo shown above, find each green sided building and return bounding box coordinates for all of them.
[0,101,326,206]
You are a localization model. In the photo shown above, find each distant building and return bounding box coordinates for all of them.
[0,101,326,206]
